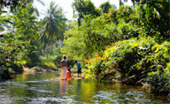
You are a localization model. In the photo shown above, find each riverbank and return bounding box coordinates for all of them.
[0,63,59,81]
[22,65,58,74]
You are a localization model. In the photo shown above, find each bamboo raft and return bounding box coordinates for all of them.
[49,77,83,80]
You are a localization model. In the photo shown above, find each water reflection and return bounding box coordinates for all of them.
[0,73,169,104]
[59,79,71,97]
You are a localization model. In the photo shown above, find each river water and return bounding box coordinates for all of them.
[0,72,169,104]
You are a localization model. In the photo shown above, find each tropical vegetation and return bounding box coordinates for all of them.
[0,0,170,97]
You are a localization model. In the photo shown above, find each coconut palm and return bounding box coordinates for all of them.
[41,1,66,48]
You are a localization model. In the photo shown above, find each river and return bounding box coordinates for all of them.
[0,72,169,104]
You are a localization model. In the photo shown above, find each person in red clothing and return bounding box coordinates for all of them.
[66,68,72,79]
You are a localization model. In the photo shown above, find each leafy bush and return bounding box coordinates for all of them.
[84,54,103,79]
[85,36,170,95]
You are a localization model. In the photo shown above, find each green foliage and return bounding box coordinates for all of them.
[62,26,86,61]
[0,0,169,97]
[62,0,170,96]
[40,1,66,48]
[119,0,124,6]
[99,1,112,13]
[72,0,100,26]
[84,36,170,95]
[84,55,103,79]
[0,2,41,80]
[133,0,170,40]
[0,0,27,12]
[38,56,58,70]
[52,47,63,67]
[62,5,140,61]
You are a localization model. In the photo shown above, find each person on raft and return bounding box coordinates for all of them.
[75,60,82,77]
[66,68,72,79]
[60,56,68,79]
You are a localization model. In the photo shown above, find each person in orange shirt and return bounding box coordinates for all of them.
[66,68,72,79]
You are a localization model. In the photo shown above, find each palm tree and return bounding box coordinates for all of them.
[41,1,66,48]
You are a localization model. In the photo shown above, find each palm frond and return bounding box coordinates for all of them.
[36,0,45,6]
[40,1,66,48]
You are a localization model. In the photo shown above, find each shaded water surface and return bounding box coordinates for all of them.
[0,72,169,104]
